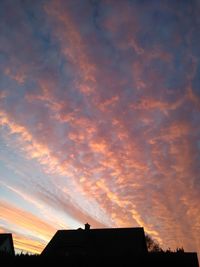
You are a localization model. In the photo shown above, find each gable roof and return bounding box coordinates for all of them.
[41,227,147,256]
[0,233,15,255]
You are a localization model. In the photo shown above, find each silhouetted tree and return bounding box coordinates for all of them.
[176,247,184,253]
[145,234,162,252]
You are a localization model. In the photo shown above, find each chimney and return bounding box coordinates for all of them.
[85,223,90,230]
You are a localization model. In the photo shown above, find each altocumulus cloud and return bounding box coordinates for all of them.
[0,0,200,254]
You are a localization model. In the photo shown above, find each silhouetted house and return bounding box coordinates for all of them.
[0,234,15,256]
[41,224,147,261]
[41,225,199,266]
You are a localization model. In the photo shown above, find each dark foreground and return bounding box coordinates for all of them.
[0,252,199,267]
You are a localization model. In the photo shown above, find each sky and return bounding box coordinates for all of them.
[0,0,200,255]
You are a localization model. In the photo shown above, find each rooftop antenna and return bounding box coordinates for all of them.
[84,223,90,230]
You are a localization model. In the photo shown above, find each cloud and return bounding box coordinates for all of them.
[0,200,55,240]
[0,0,200,255]
[0,227,44,254]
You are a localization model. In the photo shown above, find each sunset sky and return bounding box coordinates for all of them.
[0,0,200,255]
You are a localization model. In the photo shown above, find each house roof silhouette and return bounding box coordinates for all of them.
[41,225,147,258]
[0,233,15,256]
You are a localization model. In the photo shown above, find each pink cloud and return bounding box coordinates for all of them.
[0,0,199,256]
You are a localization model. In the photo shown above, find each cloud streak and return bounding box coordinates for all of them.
[0,0,200,255]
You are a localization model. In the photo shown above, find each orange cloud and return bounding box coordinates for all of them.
[44,0,96,90]
[1,0,199,257]
[187,87,200,109]
[13,235,45,254]
[0,110,32,142]
[0,109,69,177]
[0,201,56,243]
[131,97,185,114]
[4,67,26,84]
[0,227,44,254]
[98,96,119,112]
